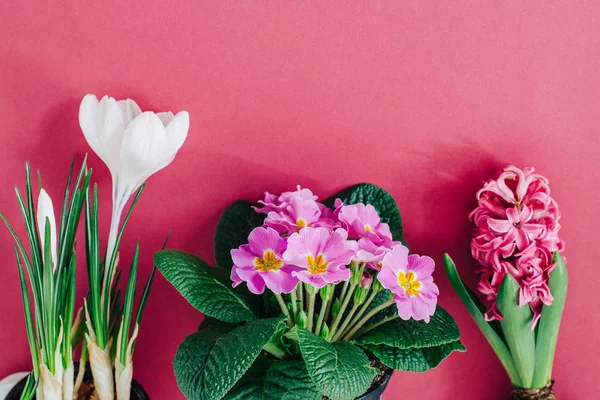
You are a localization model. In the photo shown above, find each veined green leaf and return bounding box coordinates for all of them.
[174,318,284,400]
[497,274,535,387]
[223,358,321,400]
[323,183,407,246]
[532,252,568,388]
[214,200,265,270]
[363,341,465,372]
[444,254,522,386]
[353,306,460,349]
[155,249,255,323]
[296,327,376,400]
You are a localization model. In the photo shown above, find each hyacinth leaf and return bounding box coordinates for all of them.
[223,357,321,400]
[497,274,536,388]
[363,341,465,372]
[296,327,376,400]
[323,183,407,247]
[155,249,255,323]
[532,252,568,388]
[20,373,37,400]
[173,318,285,400]
[214,200,265,270]
[443,254,523,387]
[352,306,460,349]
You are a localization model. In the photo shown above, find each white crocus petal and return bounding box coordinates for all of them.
[156,111,174,127]
[37,189,57,269]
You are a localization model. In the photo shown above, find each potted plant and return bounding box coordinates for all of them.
[1,94,189,400]
[156,184,465,400]
[444,166,567,400]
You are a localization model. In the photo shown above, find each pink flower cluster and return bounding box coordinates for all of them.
[470,166,564,326]
[230,186,439,322]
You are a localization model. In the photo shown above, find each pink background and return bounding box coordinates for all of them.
[1,2,598,399]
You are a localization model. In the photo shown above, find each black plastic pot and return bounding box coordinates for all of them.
[5,363,149,400]
[355,369,393,400]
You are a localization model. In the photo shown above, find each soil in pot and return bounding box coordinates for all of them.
[509,381,556,400]
[5,363,149,400]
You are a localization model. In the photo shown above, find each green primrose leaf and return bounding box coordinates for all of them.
[363,341,466,372]
[323,183,407,247]
[223,357,321,400]
[173,318,285,400]
[155,249,254,323]
[353,306,460,349]
[214,200,265,270]
[296,327,376,400]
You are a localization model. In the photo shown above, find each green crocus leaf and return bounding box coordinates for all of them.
[223,357,321,400]
[353,306,460,348]
[174,318,285,400]
[296,327,376,400]
[155,249,254,323]
[214,200,265,270]
[323,183,406,246]
[363,341,466,372]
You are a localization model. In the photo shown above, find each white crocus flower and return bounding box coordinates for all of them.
[78,94,189,265]
[37,189,57,269]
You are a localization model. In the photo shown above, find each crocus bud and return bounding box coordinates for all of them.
[305,284,317,295]
[320,284,334,301]
[371,276,383,293]
[319,323,330,339]
[297,311,308,328]
[353,287,368,305]
[331,299,342,318]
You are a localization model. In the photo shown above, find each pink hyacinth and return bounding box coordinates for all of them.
[377,244,439,322]
[231,227,300,294]
[470,166,564,327]
[335,200,393,246]
[283,227,355,289]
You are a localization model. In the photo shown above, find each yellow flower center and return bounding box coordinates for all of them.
[254,250,283,272]
[296,218,307,228]
[306,254,329,274]
[397,271,422,297]
[364,225,372,232]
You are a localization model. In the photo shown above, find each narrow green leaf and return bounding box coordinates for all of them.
[443,254,522,386]
[174,318,284,400]
[155,249,255,323]
[19,373,37,400]
[497,274,535,387]
[532,252,568,388]
[363,341,466,372]
[214,200,265,270]
[296,327,376,400]
[15,247,40,374]
[119,242,140,364]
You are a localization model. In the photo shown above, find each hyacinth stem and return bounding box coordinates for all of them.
[343,290,378,337]
[327,282,357,341]
[314,297,330,336]
[343,299,395,340]
[333,302,361,342]
[290,290,299,323]
[306,291,316,332]
[274,293,293,327]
